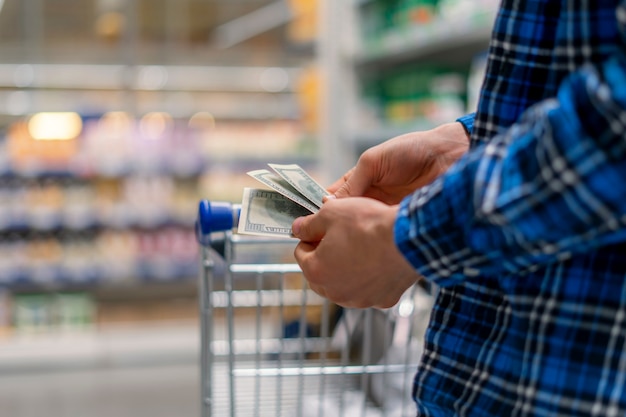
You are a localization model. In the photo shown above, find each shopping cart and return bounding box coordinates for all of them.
[196,200,434,417]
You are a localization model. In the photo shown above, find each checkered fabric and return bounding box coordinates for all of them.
[395,1,626,415]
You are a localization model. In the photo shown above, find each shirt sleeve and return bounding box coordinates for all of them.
[456,113,476,138]
[395,33,626,287]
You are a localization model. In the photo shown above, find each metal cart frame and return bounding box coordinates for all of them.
[196,201,432,417]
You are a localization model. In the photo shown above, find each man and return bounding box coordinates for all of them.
[292,1,626,415]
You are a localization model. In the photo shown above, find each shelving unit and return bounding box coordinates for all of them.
[0,114,319,336]
[318,0,497,180]
[0,0,319,339]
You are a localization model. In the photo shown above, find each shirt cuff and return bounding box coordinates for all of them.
[456,113,475,138]
[393,149,496,287]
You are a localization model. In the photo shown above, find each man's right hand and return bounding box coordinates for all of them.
[329,122,470,204]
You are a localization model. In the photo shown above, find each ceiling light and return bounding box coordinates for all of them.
[28,112,83,141]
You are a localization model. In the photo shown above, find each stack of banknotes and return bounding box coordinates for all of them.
[238,164,330,238]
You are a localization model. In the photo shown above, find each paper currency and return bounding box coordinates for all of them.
[238,188,313,238]
[247,169,318,214]
[267,163,330,208]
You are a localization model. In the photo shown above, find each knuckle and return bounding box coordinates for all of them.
[340,183,353,197]
[302,261,323,285]
[329,291,351,307]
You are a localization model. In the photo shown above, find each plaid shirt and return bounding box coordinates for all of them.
[395,1,626,415]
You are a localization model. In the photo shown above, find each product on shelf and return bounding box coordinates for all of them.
[60,234,100,283]
[25,236,64,284]
[170,178,202,226]
[6,118,80,174]
[136,227,197,281]
[61,180,97,230]
[362,64,467,127]
[54,292,96,332]
[94,178,132,227]
[0,178,18,230]
[12,292,95,335]
[0,238,27,286]
[95,230,139,283]
[201,120,303,161]
[199,168,258,203]
[80,113,134,176]
[23,178,65,231]
[165,122,206,177]
[124,176,174,228]
[361,0,499,46]
[0,290,11,338]
[13,294,51,334]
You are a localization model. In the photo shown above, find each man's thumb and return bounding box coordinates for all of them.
[292,214,325,242]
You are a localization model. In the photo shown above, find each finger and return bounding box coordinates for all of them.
[294,241,323,286]
[291,213,326,242]
[326,167,355,195]
[293,240,314,265]
[307,282,327,299]
[333,163,372,199]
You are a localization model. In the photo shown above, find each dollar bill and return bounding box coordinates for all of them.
[238,188,312,238]
[267,163,330,208]
[247,169,318,214]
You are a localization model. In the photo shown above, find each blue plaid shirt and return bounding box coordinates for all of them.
[395,1,626,415]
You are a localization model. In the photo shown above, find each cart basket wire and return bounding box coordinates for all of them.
[196,200,433,417]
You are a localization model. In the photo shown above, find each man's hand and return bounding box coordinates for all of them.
[292,197,420,309]
[291,123,466,308]
[329,122,469,204]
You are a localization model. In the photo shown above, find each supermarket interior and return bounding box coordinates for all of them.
[0,0,498,416]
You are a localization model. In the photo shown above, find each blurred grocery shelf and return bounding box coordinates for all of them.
[0,64,302,92]
[0,3,319,417]
[318,0,497,179]
[351,120,436,149]
[0,64,304,120]
[0,109,317,291]
[353,15,494,70]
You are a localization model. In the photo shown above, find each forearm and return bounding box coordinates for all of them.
[396,51,626,285]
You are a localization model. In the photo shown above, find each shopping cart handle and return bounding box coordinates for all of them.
[195,200,241,246]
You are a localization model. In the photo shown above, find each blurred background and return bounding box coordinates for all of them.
[0,0,496,416]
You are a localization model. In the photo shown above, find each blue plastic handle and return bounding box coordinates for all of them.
[195,200,239,246]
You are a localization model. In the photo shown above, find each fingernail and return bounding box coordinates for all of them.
[292,217,302,237]
[323,194,336,203]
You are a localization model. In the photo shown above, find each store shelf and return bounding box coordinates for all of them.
[0,63,305,119]
[351,119,436,147]
[0,165,207,181]
[353,12,495,71]
[0,64,302,93]
[0,110,315,291]
[0,0,321,364]
[0,260,198,290]
[317,1,497,178]
[0,90,301,120]
[0,217,194,233]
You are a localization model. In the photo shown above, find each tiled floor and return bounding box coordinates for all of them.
[0,362,200,417]
[0,322,201,417]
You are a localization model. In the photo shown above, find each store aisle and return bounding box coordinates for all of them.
[0,363,200,417]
